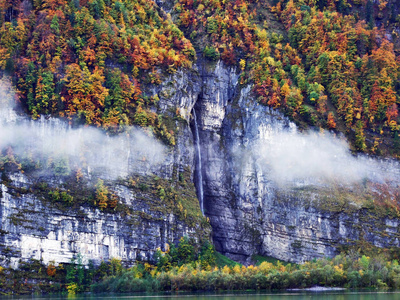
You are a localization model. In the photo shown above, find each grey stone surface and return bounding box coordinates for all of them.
[1,58,400,268]
[194,61,400,264]
[0,69,206,268]
[0,181,198,268]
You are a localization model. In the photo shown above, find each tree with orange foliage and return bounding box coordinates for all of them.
[327,112,336,129]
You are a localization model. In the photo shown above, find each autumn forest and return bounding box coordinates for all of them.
[0,0,399,156]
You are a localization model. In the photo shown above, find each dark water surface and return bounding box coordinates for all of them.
[1,290,400,300]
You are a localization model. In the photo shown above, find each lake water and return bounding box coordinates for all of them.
[1,291,400,300]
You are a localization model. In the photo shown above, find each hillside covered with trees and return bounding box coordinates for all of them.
[1,0,400,155]
[2,0,400,295]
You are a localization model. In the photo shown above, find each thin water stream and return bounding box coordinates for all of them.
[193,109,204,214]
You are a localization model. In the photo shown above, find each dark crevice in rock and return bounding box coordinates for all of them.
[190,96,205,215]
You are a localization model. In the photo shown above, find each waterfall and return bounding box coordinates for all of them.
[193,109,204,214]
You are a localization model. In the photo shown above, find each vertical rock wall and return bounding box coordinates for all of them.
[2,58,400,268]
[195,61,400,263]
[0,69,211,268]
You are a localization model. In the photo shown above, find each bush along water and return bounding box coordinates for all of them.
[0,253,98,295]
[3,239,400,295]
[92,239,400,293]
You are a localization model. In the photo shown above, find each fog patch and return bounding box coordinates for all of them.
[251,130,399,187]
[0,78,166,179]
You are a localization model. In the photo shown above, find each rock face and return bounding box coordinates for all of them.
[1,58,400,268]
[194,61,400,263]
[0,68,210,268]
[0,177,196,268]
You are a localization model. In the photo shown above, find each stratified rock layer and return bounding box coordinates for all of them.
[195,62,400,263]
[0,68,209,267]
[1,59,400,267]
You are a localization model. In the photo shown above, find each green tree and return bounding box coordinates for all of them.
[95,179,108,210]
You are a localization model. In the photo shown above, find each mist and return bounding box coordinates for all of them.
[251,130,399,187]
[0,79,166,180]
[1,77,398,187]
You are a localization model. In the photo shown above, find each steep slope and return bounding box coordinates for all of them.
[171,0,400,155]
[195,61,400,263]
[0,69,211,267]
[1,0,400,269]
[0,0,210,267]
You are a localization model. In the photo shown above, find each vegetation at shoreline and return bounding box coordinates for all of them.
[2,238,400,295]
[93,256,400,292]
[0,254,94,295]
[92,239,400,293]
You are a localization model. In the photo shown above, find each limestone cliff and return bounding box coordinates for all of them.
[2,58,400,268]
[194,61,400,263]
[0,68,210,268]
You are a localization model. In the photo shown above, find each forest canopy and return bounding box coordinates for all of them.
[0,0,194,145]
[1,0,400,154]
